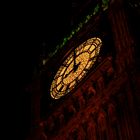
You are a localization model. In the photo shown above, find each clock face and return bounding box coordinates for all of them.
[50,37,102,99]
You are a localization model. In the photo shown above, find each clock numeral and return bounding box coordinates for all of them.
[56,81,63,89]
[62,63,68,67]
[60,67,67,76]
[54,75,59,79]
[83,44,91,51]
[58,84,64,92]
[89,44,96,52]
[66,83,70,92]
[69,81,76,88]
[95,46,101,55]
[84,68,89,72]
[66,56,73,65]
[66,85,69,90]
[56,76,62,85]
[75,77,79,84]
[89,55,97,61]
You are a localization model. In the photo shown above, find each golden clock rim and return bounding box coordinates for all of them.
[50,37,102,99]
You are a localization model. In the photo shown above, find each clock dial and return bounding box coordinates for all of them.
[50,37,102,99]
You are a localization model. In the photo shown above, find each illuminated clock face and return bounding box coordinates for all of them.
[50,37,102,99]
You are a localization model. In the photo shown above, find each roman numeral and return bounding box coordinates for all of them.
[58,85,64,92]
[89,55,97,61]
[84,68,89,72]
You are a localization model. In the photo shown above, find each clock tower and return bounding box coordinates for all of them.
[26,0,140,140]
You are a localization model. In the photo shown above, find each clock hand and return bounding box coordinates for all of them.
[73,49,79,72]
[74,61,81,72]
[64,61,81,79]
[58,85,64,92]
[73,48,82,72]
[64,68,73,78]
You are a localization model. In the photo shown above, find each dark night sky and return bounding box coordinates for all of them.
[9,2,73,140]
[10,1,72,84]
